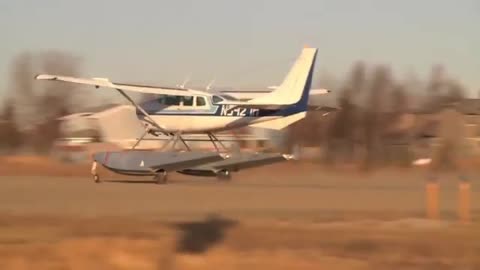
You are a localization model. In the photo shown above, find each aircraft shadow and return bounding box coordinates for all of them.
[104,180,157,184]
[172,215,237,254]
[102,179,421,191]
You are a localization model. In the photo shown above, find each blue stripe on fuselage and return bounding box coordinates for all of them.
[137,105,278,117]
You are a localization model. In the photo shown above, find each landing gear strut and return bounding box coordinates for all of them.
[159,132,191,152]
[91,161,101,183]
[208,133,229,153]
[154,170,168,184]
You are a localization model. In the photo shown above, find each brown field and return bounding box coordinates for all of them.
[0,156,479,269]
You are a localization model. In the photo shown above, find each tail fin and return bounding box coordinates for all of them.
[248,47,317,130]
[248,47,317,106]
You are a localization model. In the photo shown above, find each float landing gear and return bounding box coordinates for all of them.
[154,170,168,184]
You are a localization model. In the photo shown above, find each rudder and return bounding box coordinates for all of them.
[248,47,317,106]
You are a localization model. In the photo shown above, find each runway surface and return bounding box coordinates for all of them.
[0,167,477,221]
[1,165,479,269]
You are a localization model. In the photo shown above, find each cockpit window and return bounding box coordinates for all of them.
[164,95,181,106]
[158,95,194,106]
[196,96,206,106]
[212,95,224,104]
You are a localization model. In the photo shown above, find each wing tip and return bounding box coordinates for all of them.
[92,77,111,82]
[34,74,55,80]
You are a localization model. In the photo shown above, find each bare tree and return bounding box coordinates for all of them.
[9,52,35,126]
[323,62,367,163]
[37,51,81,120]
[349,61,367,95]
[7,50,83,153]
[363,65,393,168]
[391,85,409,114]
[424,64,451,111]
[0,98,22,153]
[427,64,447,95]
[445,80,465,103]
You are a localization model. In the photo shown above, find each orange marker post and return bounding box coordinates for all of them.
[426,181,440,220]
[458,181,471,224]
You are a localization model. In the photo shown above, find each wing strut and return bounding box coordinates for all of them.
[114,89,172,149]
[115,89,166,134]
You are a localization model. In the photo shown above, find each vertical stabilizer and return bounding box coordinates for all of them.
[248,47,317,106]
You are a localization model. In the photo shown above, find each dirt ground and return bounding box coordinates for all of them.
[0,156,479,269]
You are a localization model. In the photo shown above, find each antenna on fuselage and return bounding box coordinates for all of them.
[177,74,191,89]
[206,78,216,91]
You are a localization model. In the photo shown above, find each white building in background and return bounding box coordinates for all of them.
[54,105,275,162]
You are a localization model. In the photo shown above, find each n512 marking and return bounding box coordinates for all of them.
[220,105,260,117]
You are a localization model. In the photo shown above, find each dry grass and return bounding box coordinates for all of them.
[0,216,478,269]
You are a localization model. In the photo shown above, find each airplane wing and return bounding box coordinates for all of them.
[219,88,330,101]
[35,74,208,96]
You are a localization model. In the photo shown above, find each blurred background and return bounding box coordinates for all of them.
[0,1,479,269]
[0,1,479,170]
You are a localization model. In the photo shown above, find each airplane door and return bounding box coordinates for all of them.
[178,96,194,130]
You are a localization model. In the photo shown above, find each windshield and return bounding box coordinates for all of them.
[157,95,194,106]
[212,95,224,104]
[212,95,236,103]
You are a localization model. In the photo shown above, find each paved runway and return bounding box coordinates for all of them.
[0,168,477,221]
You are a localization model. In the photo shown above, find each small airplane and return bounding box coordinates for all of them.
[35,47,330,183]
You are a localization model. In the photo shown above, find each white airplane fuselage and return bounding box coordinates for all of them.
[144,115,277,133]
[138,94,297,133]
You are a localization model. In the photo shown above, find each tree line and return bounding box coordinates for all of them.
[287,62,468,168]
[0,52,470,164]
[0,51,83,154]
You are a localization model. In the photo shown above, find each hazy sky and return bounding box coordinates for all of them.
[1,0,479,100]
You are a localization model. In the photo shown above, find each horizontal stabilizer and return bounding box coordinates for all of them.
[308,105,339,112]
[310,88,330,95]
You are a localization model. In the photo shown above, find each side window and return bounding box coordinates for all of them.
[165,96,181,106]
[212,95,224,104]
[196,96,206,106]
[182,96,193,106]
